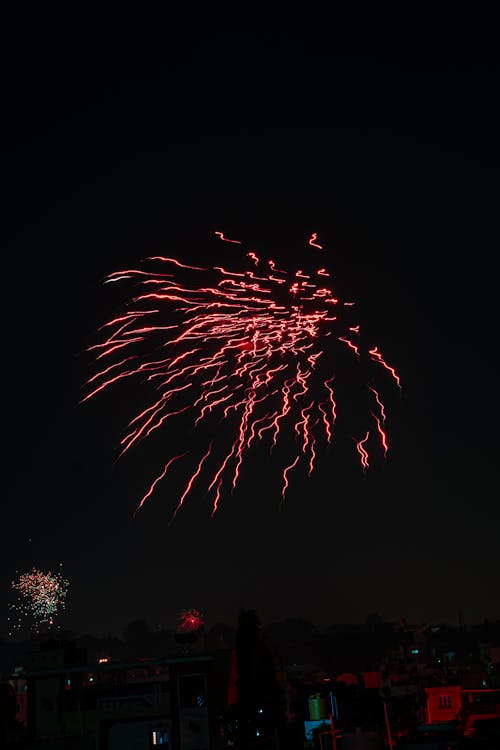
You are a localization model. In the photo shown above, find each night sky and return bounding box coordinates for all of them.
[2,10,498,638]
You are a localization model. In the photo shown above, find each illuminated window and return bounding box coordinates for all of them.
[438,695,452,709]
[151,729,169,746]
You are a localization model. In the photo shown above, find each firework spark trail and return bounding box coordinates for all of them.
[308,232,323,250]
[308,432,317,476]
[281,454,300,504]
[355,431,370,471]
[84,232,401,516]
[9,567,69,635]
[135,453,188,515]
[371,412,389,457]
[173,443,213,521]
[368,346,401,388]
[368,385,387,422]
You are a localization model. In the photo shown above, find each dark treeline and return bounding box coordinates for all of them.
[2,614,500,678]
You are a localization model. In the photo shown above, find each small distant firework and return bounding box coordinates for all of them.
[177,608,205,633]
[9,566,69,635]
[84,231,401,517]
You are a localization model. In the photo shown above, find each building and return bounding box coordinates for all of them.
[19,639,236,749]
[425,684,500,739]
[424,686,462,723]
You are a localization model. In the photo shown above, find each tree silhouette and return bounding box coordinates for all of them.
[122,619,152,657]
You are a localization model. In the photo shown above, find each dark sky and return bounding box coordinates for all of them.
[2,10,498,638]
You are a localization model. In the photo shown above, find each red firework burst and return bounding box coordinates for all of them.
[83,231,401,517]
[177,608,205,633]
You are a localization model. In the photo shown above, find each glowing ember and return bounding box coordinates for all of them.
[84,231,401,517]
